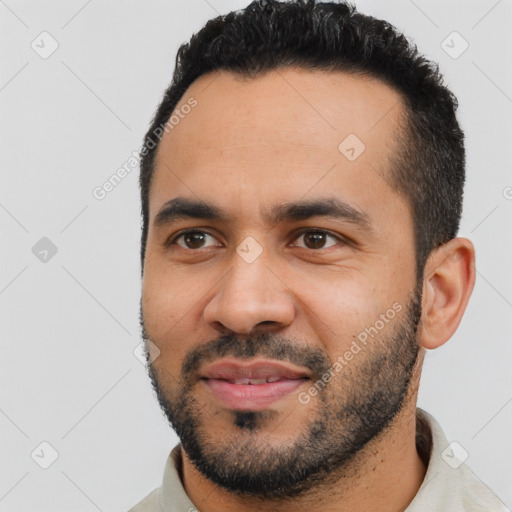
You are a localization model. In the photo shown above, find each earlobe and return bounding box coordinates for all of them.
[419,238,476,350]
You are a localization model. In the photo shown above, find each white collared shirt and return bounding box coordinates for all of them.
[128,408,509,511]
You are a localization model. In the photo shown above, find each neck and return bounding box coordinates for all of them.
[180,403,426,512]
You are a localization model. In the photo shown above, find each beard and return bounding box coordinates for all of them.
[140,285,423,502]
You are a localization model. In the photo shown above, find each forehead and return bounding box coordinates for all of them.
[150,67,409,230]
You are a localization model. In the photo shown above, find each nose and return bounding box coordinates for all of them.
[203,253,296,335]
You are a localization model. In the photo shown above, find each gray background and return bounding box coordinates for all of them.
[1,0,511,510]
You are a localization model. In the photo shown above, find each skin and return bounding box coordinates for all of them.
[141,68,476,511]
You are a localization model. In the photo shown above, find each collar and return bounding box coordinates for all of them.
[157,407,507,511]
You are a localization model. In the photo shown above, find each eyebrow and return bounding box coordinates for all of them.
[153,196,372,231]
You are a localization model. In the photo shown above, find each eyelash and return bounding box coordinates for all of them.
[166,228,347,250]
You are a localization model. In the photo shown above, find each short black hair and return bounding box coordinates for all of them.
[139,0,465,281]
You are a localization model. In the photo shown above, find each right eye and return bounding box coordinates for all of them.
[167,230,221,250]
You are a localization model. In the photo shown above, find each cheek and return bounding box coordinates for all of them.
[291,271,389,351]
[141,262,218,369]
[141,283,189,377]
[142,247,203,315]
[141,269,190,344]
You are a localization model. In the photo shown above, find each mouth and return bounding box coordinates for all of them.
[202,377,309,410]
[199,358,311,410]
[202,376,299,385]
[200,357,311,381]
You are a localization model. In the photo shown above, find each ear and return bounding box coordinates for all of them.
[419,237,476,350]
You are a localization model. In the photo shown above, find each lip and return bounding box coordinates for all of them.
[203,377,308,410]
[200,357,311,381]
[200,358,311,411]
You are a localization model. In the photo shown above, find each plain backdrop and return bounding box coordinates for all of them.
[1,0,511,510]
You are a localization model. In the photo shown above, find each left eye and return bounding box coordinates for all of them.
[292,230,341,250]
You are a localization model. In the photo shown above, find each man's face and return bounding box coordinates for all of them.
[141,68,423,498]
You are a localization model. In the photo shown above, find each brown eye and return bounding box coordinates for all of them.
[293,230,340,249]
[172,230,219,249]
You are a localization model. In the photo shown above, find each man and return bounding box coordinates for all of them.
[130,1,508,510]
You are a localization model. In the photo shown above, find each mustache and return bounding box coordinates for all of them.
[180,332,332,384]
[140,311,331,385]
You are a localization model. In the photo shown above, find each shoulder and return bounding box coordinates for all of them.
[127,487,161,512]
[408,408,509,511]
